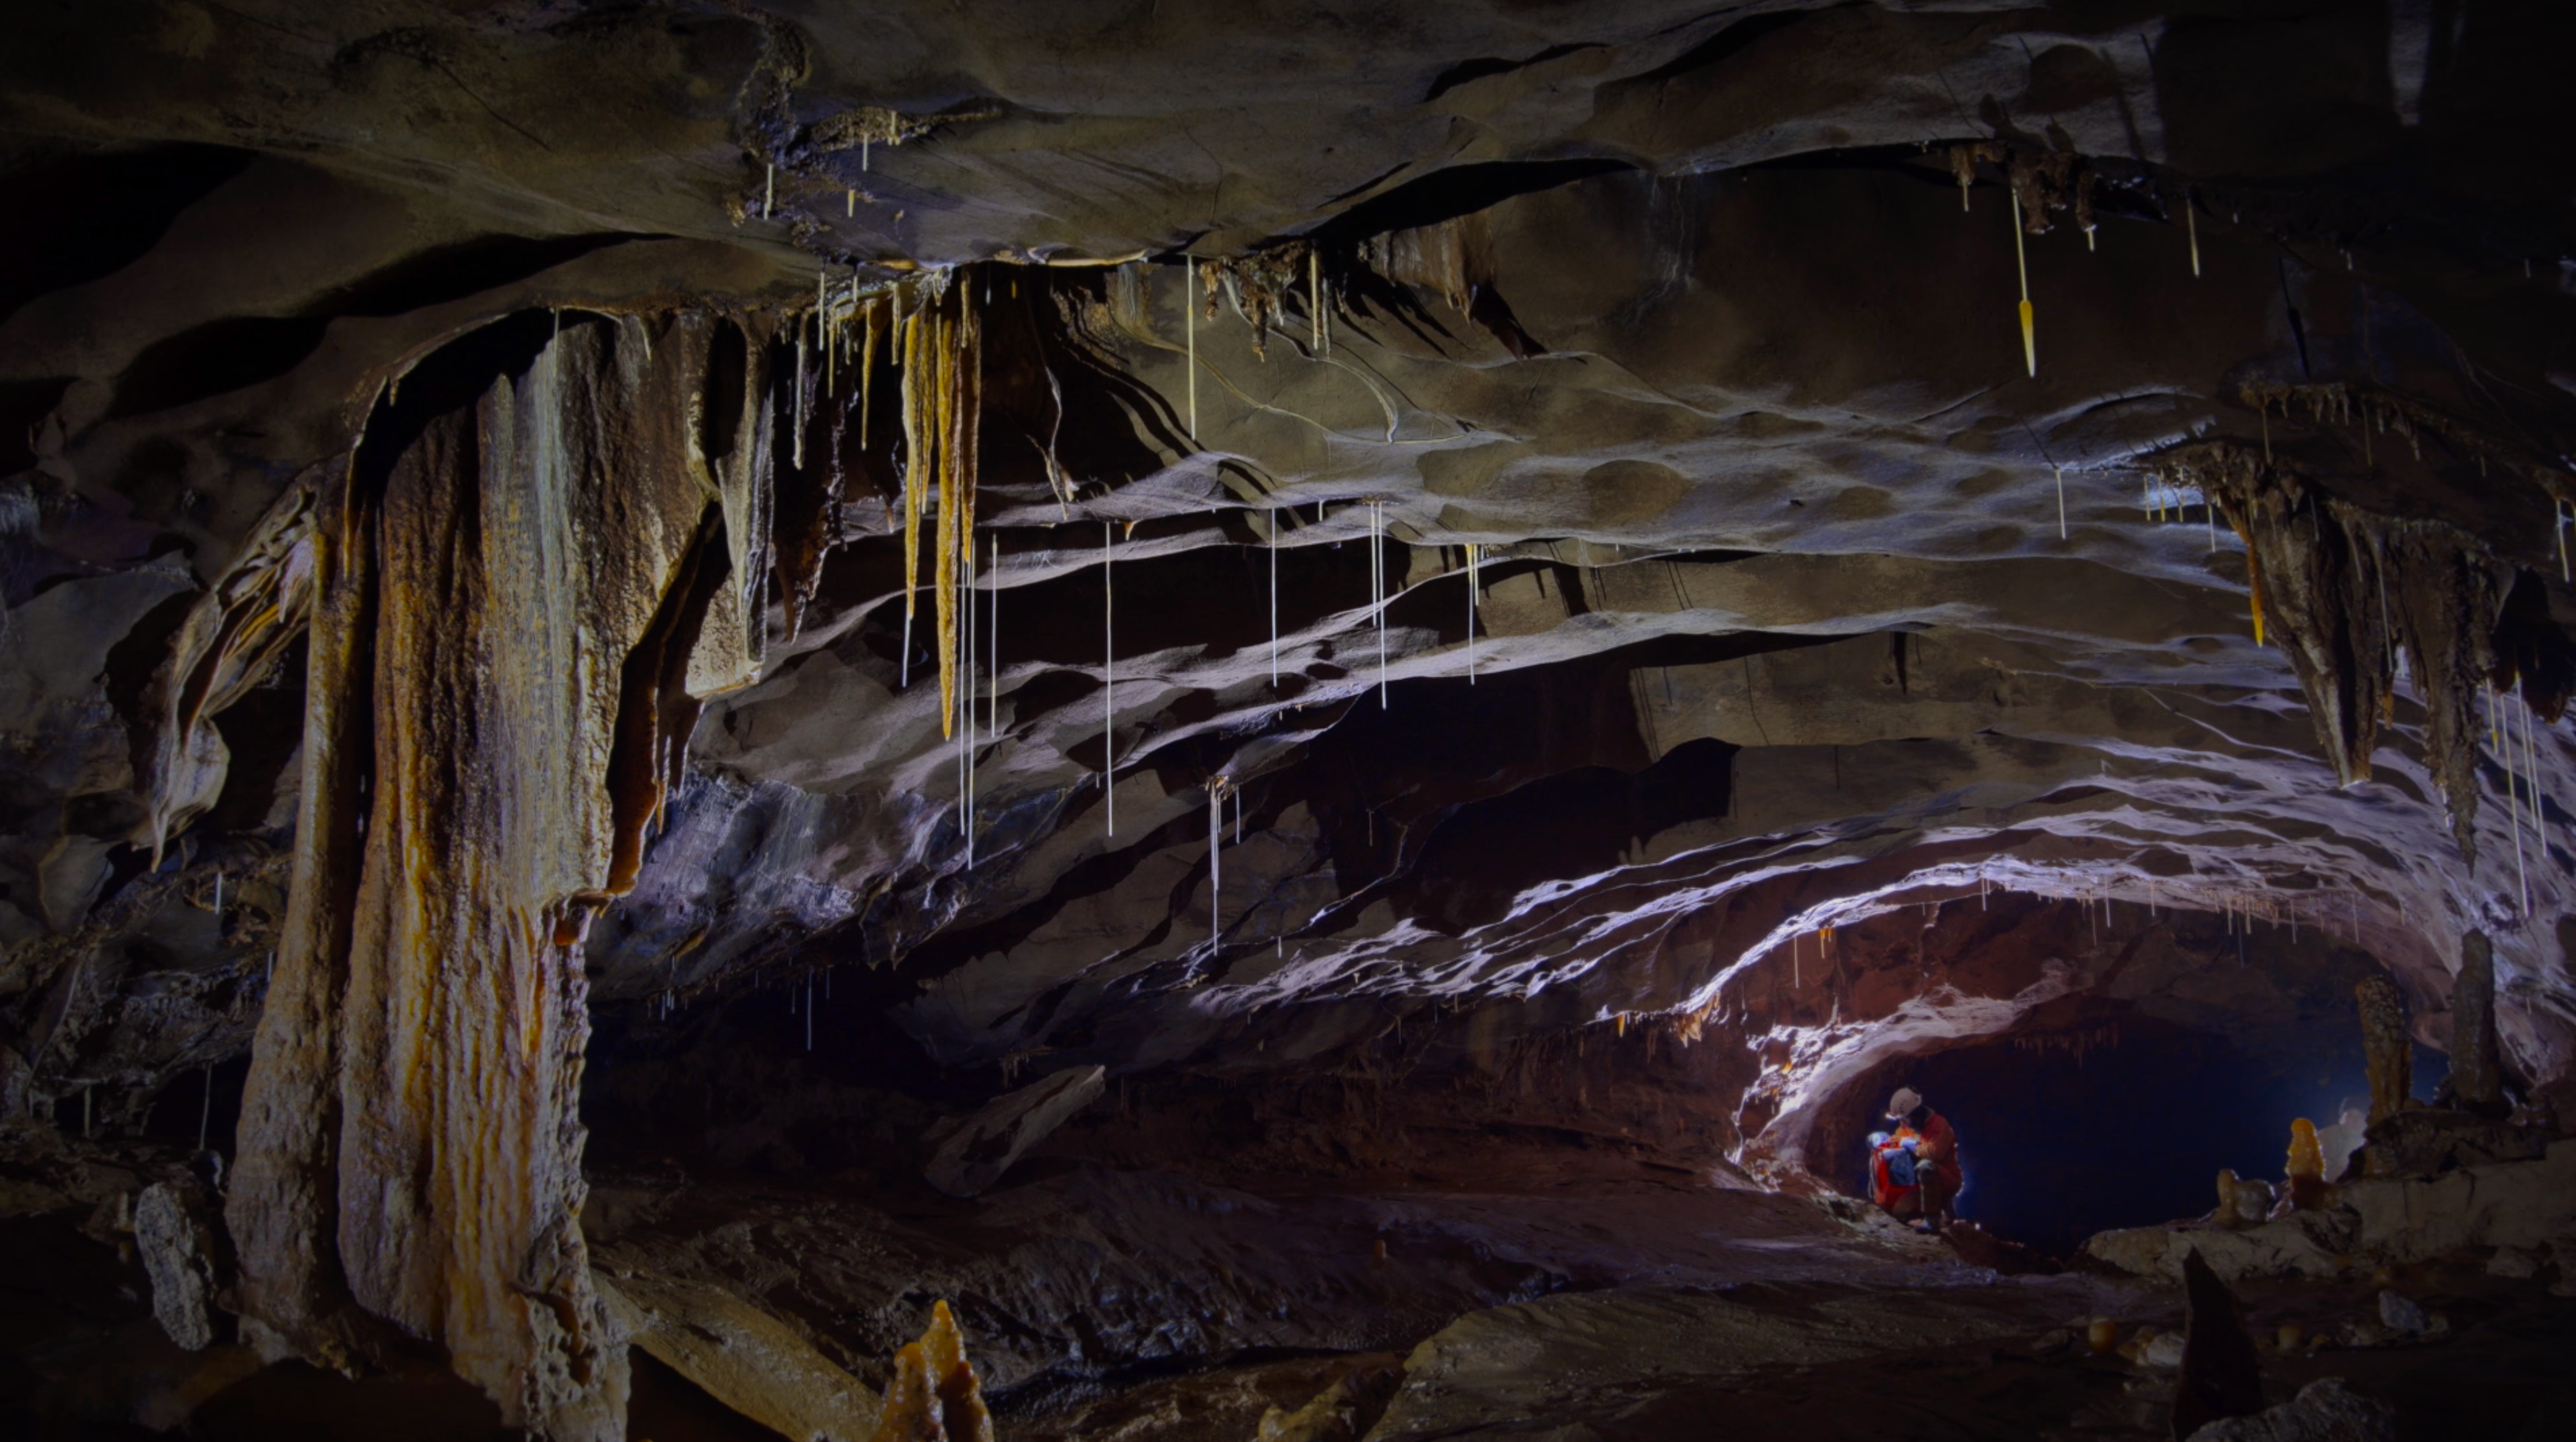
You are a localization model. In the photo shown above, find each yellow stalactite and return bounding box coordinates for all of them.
[935,306,959,738]
[862,297,882,449]
[2228,511,2267,645]
[902,307,925,638]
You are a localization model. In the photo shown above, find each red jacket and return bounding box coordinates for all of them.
[1914,1110,1962,1192]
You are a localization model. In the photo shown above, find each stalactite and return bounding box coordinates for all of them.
[989,532,1000,743]
[1465,541,1479,682]
[2010,187,2036,379]
[2504,691,2530,915]
[2176,439,2509,856]
[1209,779,1225,941]
[1269,506,1280,689]
[1309,248,1324,350]
[1103,520,1115,837]
[1184,262,1198,440]
[2185,187,2201,277]
[2053,464,2065,539]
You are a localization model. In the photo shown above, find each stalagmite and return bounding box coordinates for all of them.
[2356,974,2412,1132]
[869,1300,992,1442]
[2283,1118,2326,1210]
[2011,199,2036,378]
[2450,931,2506,1115]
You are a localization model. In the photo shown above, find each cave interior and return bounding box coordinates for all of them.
[6,3,2576,1439]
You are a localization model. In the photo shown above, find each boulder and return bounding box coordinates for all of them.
[2343,1139,2576,1261]
[924,1066,1108,1199]
[134,1182,220,1351]
[2081,1210,2349,1285]
[2185,1378,2394,1441]
[2354,1109,2550,1178]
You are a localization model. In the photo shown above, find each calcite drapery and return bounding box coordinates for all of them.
[222,311,779,1439]
[2185,443,2512,858]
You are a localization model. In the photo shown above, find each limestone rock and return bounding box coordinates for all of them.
[597,1268,881,1442]
[1254,1358,1401,1441]
[2375,1290,2427,1335]
[2082,1210,2350,1285]
[2355,1108,2549,1178]
[135,1182,220,1351]
[925,1066,1106,1199]
[2184,1378,2394,1442]
[2342,1139,2576,1262]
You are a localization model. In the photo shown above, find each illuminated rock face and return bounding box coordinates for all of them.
[5,4,2576,1434]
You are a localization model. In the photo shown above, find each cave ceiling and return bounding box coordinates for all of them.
[8,0,2576,1127]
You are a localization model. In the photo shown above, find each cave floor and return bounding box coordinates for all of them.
[8,1136,2571,1439]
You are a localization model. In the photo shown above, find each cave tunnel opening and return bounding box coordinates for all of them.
[1790,901,2455,1259]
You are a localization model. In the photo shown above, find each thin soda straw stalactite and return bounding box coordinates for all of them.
[1465,541,1479,683]
[862,295,882,449]
[1309,248,1322,352]
[1268,505,1280,689]
[1185,262,1198,440]
[990,532,1000,743]
[2524,687,2545,913]
[2185,188,2201,278]
[962,534,975,866]
[1103,520,1115,838]
[2011,193,2036,378]
[900,302,925,689]
[2055,464,2067,539]
[794,302,810,469]
[934,304,960,734]
[1209,781,1223,941]
[1374,501,1389,707]
[2504,691,2529,917]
